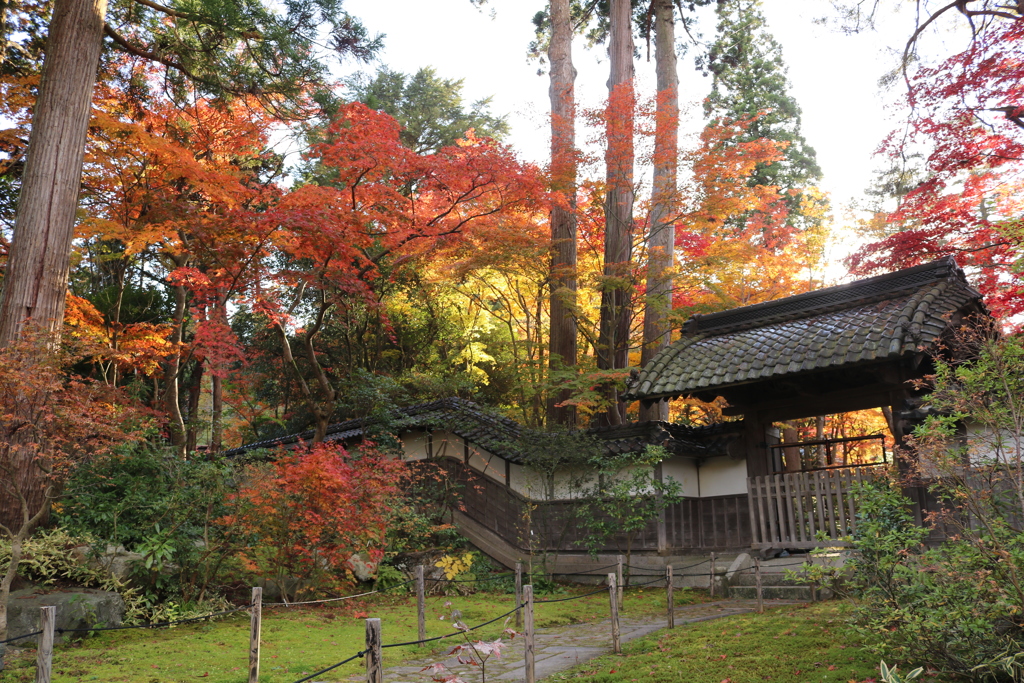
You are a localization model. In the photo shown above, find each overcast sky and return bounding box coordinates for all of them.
[338,1,957,279]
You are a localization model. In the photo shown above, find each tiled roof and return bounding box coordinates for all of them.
[623,257,984,402]
[226,397,736,461]
[588,419,740,458]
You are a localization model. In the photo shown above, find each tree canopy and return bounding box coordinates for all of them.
[702,0,825,231]
[0,0,1018,452]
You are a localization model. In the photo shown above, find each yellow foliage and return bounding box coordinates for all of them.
[435,552,474,580]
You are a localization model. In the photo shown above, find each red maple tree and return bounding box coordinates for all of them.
[220,441,402,601]
[850,17,1024,320]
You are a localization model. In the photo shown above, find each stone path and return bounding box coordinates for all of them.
[341,599,799,682]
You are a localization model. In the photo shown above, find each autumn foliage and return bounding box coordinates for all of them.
[3,35,836,445]
[0,331,149,640]
[671,117,823,313]
[221,442,402,600]
[0,332,148,533]
[850,19,1024,320]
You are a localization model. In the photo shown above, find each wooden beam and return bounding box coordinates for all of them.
[727,385,904,423]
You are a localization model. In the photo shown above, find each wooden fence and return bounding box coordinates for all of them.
[747,467,880,549]
[450,458,752,553]
[21,560,741,683]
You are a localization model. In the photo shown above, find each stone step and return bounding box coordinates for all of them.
[727,584,819,601]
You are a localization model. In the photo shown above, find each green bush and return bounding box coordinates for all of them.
[0,528,119,592]
[845,479,1024,681]
[384,459,465,555]
[55,442,240,605]
[373,563,410,593]
[0,527,234,626]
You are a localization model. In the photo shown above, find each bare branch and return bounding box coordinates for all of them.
[103,24,228,94]
[129,0,199,21]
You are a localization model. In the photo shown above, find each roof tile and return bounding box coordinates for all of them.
[624,258,984,401]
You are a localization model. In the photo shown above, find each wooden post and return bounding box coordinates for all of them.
[616,555,624,610]
[608,573,620,654]
[709,552,717,598]
[666,565,674,629]
[514,561,523,629]
[34,606,55,683]
[248,587,262,683]
[524,585,535,683]
[415,566,426,646]
[806,557,817,602]
[365,618,382,683]
[754,558,764,613]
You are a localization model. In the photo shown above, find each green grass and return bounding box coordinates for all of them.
[546,601,936,683]
[0,585,695,683]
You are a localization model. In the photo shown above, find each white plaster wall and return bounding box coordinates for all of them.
[661,456,699,498]
[550,469,593,500]
[509,462,539,498]
[505,463,594,500]
[432,430,464,461]
[614,464,658,493]
[698,456,748,496]
[965,422,1022,466]
[401,431,430,461]
[468,447,506,484]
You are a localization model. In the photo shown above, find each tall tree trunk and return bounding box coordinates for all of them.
[209,303,227,453]
[210,374,223,453]
[816,414,826,466]
[0,0,108,535]
[0,0,108,344]
[275,286,335,444]
[185,359,204,454]
[547,0,579,428]
[638,0,678,423]
[300,295,337,442]
[163,278,188,457]
[596,0,635,426]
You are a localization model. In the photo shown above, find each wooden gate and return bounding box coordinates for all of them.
[747,468,879,549]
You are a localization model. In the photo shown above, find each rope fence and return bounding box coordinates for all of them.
[263,576,417,607]
[0,630,42,646]
[290,650,366,683]
[55,605,252,634]
[5,554,824,683]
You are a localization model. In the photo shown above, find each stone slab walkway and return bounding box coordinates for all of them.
[340,599,800,683]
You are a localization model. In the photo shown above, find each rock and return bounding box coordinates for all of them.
[71,544,144,582]
[255,577,306,603]
[8,574,36,592]
[4,588,125,646]
[347,552,378,582]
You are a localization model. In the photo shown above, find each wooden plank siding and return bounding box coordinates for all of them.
[747,467,880,549]
[444,458,752,553]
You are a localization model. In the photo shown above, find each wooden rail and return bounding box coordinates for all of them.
[747,467,879,549]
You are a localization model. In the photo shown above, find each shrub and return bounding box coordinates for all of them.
[0,528,119,592]
[220,441,402,602]
[383,459,464,555]
[578,445,683,571]
[846,479,1024,679]
[372,562,409,593]
[56,442,240,604]
[844,331,1024,681]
